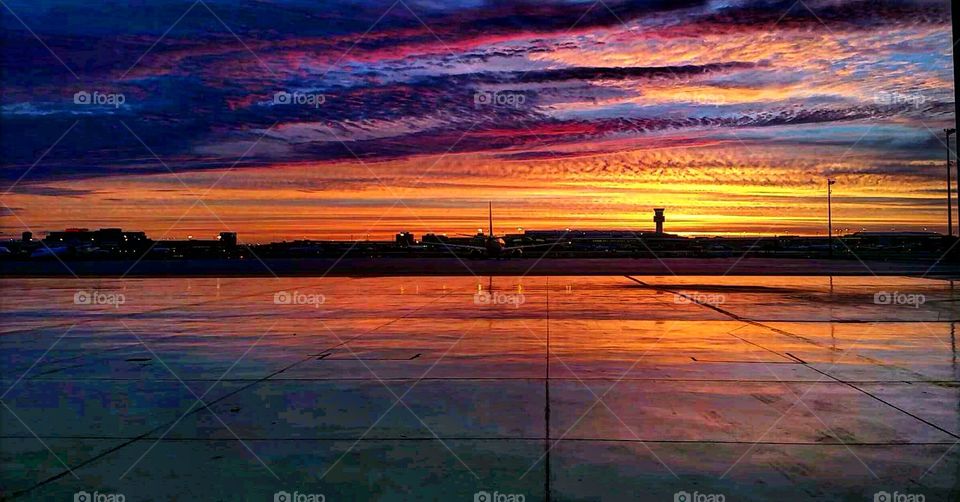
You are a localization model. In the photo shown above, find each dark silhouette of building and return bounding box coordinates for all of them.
[219,232,238,248]
[395,232,415,247]
[654,208,665,234]
[44,228,148,249]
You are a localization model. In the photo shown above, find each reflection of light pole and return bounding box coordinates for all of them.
[827,178,836,258]
[949,128,957,237]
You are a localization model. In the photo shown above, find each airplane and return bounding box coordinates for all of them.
[424,202,567,259]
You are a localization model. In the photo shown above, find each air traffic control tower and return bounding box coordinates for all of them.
[654,208,665,234]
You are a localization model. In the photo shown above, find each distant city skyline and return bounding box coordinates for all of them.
[0,203,947,245]
[1,0,956,241]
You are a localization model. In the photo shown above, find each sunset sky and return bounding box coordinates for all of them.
[0,0,956,241]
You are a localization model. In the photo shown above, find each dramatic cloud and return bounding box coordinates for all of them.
[0,0,955,237]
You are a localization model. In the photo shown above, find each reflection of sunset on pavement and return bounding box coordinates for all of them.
[4,275,960,499]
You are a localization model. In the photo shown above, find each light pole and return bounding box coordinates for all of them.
[949,128,957,237]
[827,178,836,258]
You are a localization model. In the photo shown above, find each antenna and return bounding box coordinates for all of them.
[489,201,494,237]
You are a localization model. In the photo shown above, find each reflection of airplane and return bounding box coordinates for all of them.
[426,202,566,259]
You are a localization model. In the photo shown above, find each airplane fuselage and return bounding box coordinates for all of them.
[484,237,507,257]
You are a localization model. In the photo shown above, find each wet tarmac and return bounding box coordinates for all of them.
[2,276,960,500]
